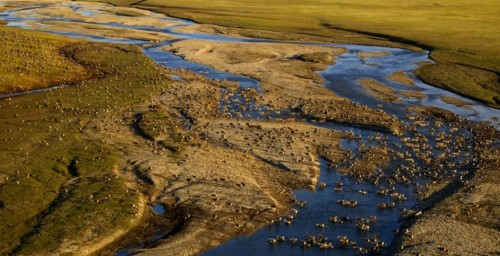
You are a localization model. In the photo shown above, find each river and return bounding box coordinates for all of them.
[0,1,497,255]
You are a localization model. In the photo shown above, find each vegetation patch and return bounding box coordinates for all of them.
[293,52,333,64]
[440,96,474,107]
[416,63,500,108]
[359,78,401,103]
[0,26,93,93]
[357,51,389,59]
[389,71,414,86]
[0,27,171,255]
[400,90,427,100]
[136,109,195,154]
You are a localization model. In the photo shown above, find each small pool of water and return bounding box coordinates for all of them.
[153,204,166,215]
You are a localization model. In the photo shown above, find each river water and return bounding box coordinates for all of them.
[0,1,497,255]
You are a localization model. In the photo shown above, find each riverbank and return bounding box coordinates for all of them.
[163,40,404,134]
[89,0,500,109]
[0,37,168,254]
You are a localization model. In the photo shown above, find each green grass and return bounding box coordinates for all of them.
[0,26,92,93]
[137,109,195,154]
[416,62,500,106]
[94,0,500,108]
[0,27,172,254]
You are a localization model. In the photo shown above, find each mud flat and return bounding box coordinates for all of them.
[195,119,352,184]
[296,98,403,134]
[163,40,346,108]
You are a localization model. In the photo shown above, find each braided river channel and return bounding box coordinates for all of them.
[1,1,499,255]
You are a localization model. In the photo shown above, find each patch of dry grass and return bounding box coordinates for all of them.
[400,90,427,100]
[0,26,92,93]
[389,71,414,86]
[357,51,389,59]
[440,96,474,107]
[359,78,401,103]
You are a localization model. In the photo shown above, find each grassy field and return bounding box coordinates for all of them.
[0,27,93,93]
[91,0,500,108]
[0,25,172,254]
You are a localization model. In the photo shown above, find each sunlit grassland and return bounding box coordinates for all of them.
[0,27,172,254]
[0,26,93,93]
[137,109,196,155]
[96,0,500,107]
